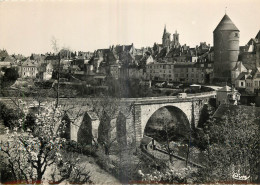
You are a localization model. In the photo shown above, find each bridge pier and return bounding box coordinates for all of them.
[133,105,142,146]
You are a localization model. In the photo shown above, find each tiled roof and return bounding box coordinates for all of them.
[156,47,167,59]
[30,54,45,61]
[232,61,246,71]
[235,72,248,81]
[1,56,15,62]
[97,49,110,54]
[214,14,239,32]
[45,55,59,60]
[114,45,133,53]
[246,74,253,80]
[22,58,37,67]
[135,55,143,61]
[239,46,249,53]
[242,62,255,70]
[106,51,118,65]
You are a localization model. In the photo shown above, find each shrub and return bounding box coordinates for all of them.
[62,140,97,157]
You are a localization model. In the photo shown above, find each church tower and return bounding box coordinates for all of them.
[172,30,180,47]
[162,25,171,48]
[213,14,240,83]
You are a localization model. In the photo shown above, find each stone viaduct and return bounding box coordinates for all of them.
[0,91,216,147]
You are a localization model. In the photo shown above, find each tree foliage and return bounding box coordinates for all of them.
[3,68,19,82]
[198,105,260,183]
[0,101,91,183]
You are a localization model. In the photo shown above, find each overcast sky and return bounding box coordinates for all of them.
[0,0,259,56]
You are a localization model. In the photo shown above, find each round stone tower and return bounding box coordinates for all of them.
[213,14,240,83]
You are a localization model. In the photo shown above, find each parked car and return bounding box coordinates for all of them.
[177,93,187,98]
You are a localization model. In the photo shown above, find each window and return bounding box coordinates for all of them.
[241,82,244,86]
[235,33,239,38]
[186,74,188,77]
[255,81,258,87]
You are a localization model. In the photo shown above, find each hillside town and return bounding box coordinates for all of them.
[0,4,260,184]
[1,14,260,101]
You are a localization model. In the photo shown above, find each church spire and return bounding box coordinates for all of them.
[164,24,167,34]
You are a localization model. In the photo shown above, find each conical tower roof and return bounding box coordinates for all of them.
[214,14,239,32]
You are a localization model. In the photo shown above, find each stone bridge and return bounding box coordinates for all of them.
[0,91,216,147]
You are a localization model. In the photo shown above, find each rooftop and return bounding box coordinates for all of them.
[214,14,239,32]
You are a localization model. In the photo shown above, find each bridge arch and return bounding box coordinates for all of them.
[143,105,190,142]
[137,101,193,142]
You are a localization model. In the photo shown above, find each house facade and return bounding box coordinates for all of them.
[245,67,260,93]
[20,59,38,78]
[216,85,241,107]
[38,63,53,80]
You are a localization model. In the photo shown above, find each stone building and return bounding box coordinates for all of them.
[231,61,247,84]
[145,62,174,81]
[245,67,260,94]
[234,72,250,89]
[216,85,240,107]
[38,63,53,80]
[173,62,205,84]
[213,14,240,83]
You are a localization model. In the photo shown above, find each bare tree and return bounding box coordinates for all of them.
[90,94,120,155]
[51,37,61,108]
[160,113,174,163]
